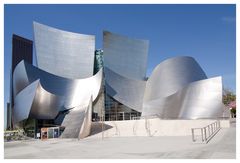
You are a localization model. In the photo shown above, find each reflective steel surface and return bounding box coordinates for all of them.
[144,56,207,101]
[103,31,149,112]
[104,67,146,112]
[13,80,39,123]
[142,77,223,119]
[34,22,95,79]
[103,32,224,119]
[13,60,103,123]
[103,31,149,80]
[13,61,102,109]
[142,57,223,119]
[60,106,85,138]
[12,23,227,138]
[29,83,64,120]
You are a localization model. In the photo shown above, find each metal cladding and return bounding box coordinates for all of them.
[144,56,207,101]
[60,106,85,138]
[13,80,39,123]
[13,80,63,124]
[13,60,103,124]
[13,61,103,109]
[79,96,93,139]
[60,97,92,139]
[33,22,95,79]
[103,31,224,119]
[142,77,223,119]
[103,31,149,80]
[142,57,223,119]
[103,31,148,112]
[12,22,227,139]
[104,67,146,112]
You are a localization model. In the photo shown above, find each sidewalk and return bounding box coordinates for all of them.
[4,125,235,159]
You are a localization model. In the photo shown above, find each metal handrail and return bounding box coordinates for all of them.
[191,120,221,143]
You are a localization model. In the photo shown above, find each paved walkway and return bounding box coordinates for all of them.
[4,125,235,159]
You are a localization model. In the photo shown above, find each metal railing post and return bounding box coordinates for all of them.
[191,120,221,143]
[192,128,195,142]
[208,125,210,139]
[204,127,207,142]
[211,124,213,133]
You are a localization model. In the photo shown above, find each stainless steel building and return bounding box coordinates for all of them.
[11,22,227,139]
[33,22,95,79]
[142,57,224,119]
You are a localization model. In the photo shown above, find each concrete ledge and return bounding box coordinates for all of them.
[90,119,230,138]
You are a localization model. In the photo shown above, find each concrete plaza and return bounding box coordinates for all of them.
[4,122,235,159]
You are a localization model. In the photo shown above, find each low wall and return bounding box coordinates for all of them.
[90,118,230,138]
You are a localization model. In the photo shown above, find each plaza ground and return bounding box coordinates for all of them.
[4,121,236,159]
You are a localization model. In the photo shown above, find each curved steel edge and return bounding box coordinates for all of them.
[144,56,208,101]
[29,82,64,120]
[79,96,93,139]
[105,67,146,112]
[13,60,103,125]
[33,21,95,79]
[142,76,223,119]
[13,60,103,109]
[60,106,85,138]
[103,30,149,80]
[13,80,39,124]
[13,80,64,123]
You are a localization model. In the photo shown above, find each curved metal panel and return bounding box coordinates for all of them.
[144,56,207,101]
[79,96,93,139]
[142,77,223,119]
[29,83,64,119]
[13,60,103,109]
[178,77,223,119]
[103,31,149,80]
[13,60,103,125]
[59,97,93,139]
[33,22,95,79]
[12,61,30,98]
[13,80,39,123]
[60,106,85,138]
[105,67,146,112]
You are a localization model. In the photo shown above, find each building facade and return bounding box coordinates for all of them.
[10,22,227,139]
[8,34,33,129]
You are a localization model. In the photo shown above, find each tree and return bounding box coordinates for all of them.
[223,88,236,117]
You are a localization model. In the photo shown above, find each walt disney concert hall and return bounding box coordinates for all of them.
[9,22,227,139]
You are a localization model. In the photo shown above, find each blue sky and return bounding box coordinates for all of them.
[4,4,236,125]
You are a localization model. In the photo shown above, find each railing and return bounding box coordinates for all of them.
[132,114,161,120]
[104,112,141,121]
[191,120,221,143]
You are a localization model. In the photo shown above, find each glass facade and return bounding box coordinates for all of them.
[94,49,104,74]
[104,95,141,121]
[11,34,33,130]
[93,49,141,121]
[12,34,33,75]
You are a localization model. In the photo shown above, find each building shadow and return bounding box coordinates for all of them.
[90,122,113,136]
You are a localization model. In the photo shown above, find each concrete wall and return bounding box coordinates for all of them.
[90,118,230,138]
